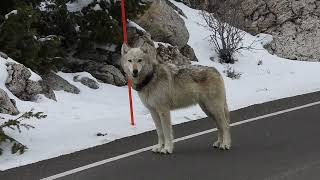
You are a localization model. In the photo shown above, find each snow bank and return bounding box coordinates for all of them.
[5,10,17,19]
[66,0,94,12]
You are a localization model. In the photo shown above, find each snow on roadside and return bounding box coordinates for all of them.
[170,0,320,110]
[1,0,320,170]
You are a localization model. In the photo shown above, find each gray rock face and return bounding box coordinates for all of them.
[73,46,120,68]
[164,0,187,18]
[135,0,189,48]
[64,57,127,86]
[41,72,80,94]
[5,63,56,101]
[73,75,99,89]
[176,0,210,9]
[240,0,320,61]
[0,51,8,59]
[157,43,191,65]
[182,0,320,61]
[128,25,192,66]
[0,88,19,115]
[180,44,198,62]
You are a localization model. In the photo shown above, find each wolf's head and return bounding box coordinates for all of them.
[121,43,156,84]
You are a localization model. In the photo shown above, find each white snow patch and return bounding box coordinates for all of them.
[66,0,94,12]
[154,42,172,48]
[39,1,56,12]
[5,10,17,19]
[127,20,146,32]
[92,4,102,11]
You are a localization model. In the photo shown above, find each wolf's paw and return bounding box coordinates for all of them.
[152,144,164,153]
[160,145,173,155]
[213,140,231,150]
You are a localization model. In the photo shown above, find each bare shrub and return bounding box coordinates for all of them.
[224,66,242,80]
[201,0,250,64]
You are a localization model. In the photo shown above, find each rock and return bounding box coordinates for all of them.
[96,65,127,86]
[73,45,120,68]
[38,81,56,100]
[198,0,320,61]
[239,0,320,61]
[129,26,192,66]
[64,57,127,86]
[135,0,189,48]
[180,44,198,62]
[5,63,56,101]
[41,72,80,94]
[176,0,211,10]
[164,0,187,18]
[73,75,99,89]
[6,64,32,98]
[127,26,154,48]
[0,88,19,115]
[157,43,191,65]
[0,51,8,59]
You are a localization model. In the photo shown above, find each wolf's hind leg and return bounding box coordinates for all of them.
[201,101,231,150]
[150,109,165,153]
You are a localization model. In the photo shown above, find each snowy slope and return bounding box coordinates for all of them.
[1,0,320,170]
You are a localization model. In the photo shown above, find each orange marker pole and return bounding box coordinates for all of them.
[121,0,135,126]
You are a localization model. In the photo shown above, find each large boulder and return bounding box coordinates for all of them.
[64,57,127,86]
[239,0,320,61]
[128,26,192,66]
[135,0,189,48]
[180,44,198,62]
[73,75,99,89]
[183,0,320,61]
[156,43,191,65]
[0,88,19,115]
[41,72,80,94]
[176,0,211,9]
[5,63,56,101]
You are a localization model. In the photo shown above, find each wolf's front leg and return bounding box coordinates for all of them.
[159,110,174,154]
[149,109,165,153]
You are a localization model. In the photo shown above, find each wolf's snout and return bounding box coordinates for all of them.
[133,69,138,77]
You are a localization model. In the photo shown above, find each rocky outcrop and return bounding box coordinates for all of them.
[176,0,210,9]
[180,44,198,62]
[5,63,56,101]
[73,75,99,89]
[157,43,191,65]
[135,0,189,48]
[0,88,19,115]
[179,0,320,61]
[240,0,320,61]
[164,0,187,18]
[64,57,127,86]
[128,26,193,66]
[0,51,8,59]
[41,72,80,94]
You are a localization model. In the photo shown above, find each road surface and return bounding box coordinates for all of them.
[1,91,320,180]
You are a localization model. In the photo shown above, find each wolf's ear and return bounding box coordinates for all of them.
[121,43,130,55]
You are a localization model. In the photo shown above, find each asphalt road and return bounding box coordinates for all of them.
[1,91,320,180]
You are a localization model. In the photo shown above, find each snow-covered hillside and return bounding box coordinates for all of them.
[1,0,320,170]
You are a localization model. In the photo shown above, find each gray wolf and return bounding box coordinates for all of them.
[121,43,231,154]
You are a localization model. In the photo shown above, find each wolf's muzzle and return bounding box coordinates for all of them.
[133,69,138,78]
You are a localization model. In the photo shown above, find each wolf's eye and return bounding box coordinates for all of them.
[138,59,142,62]
[128,59,132,63]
